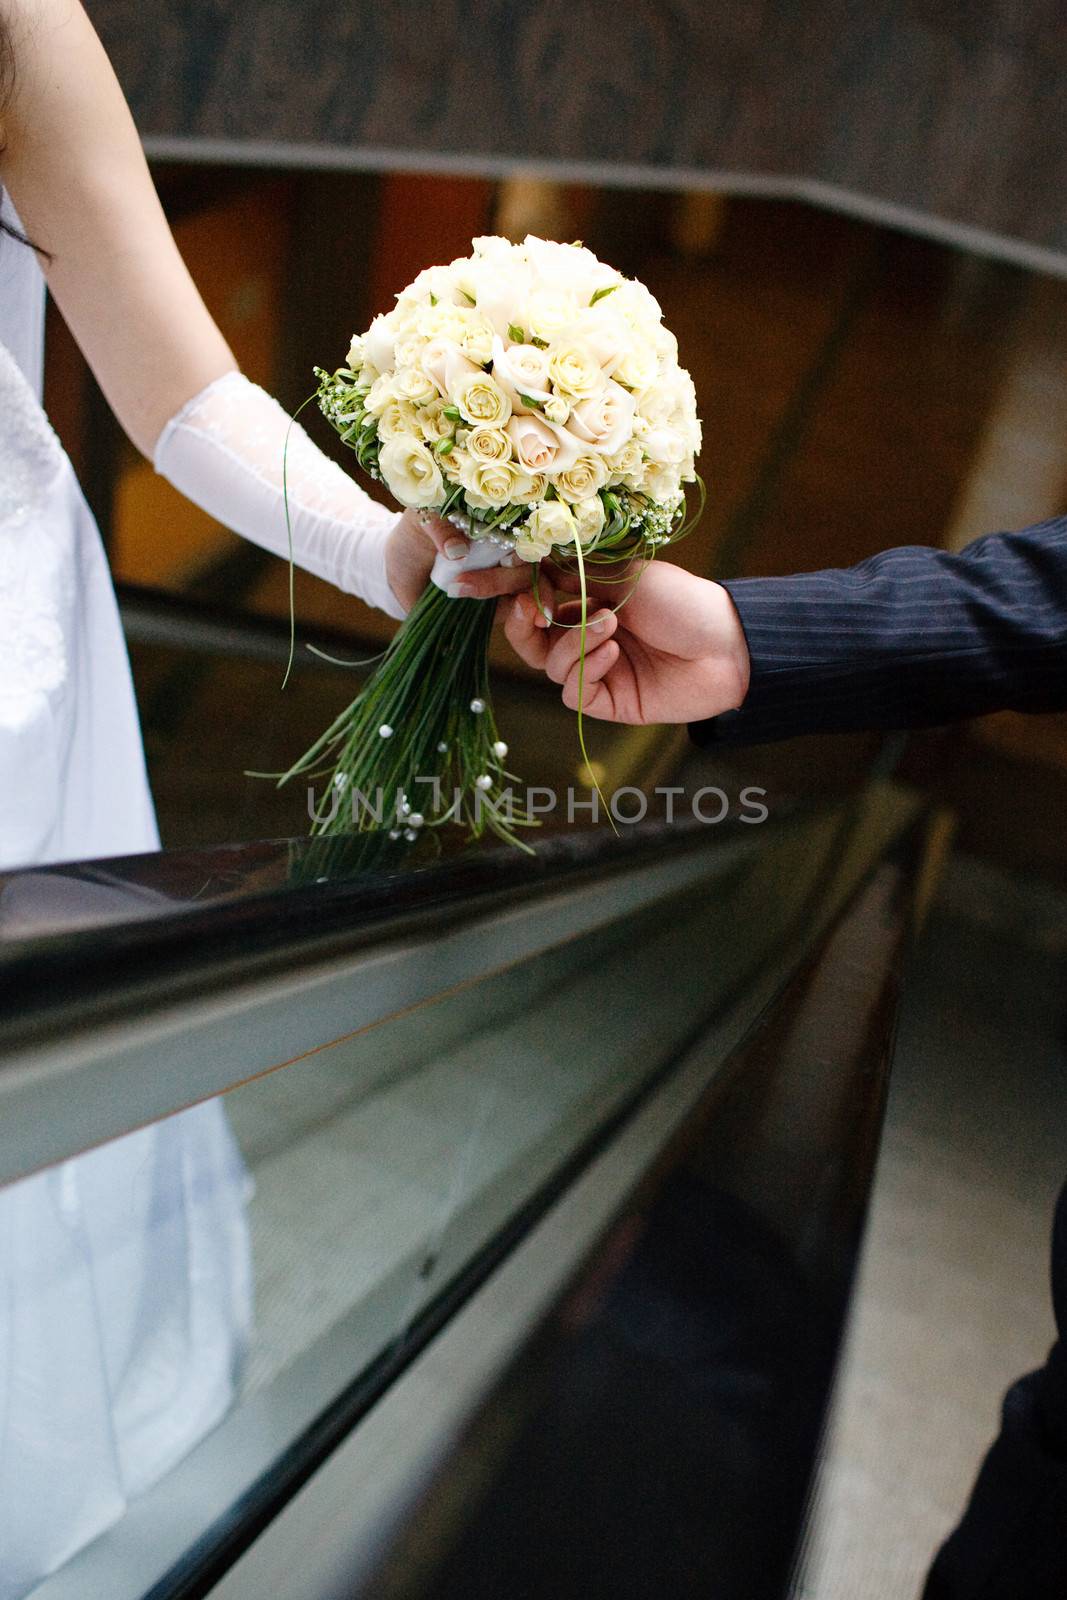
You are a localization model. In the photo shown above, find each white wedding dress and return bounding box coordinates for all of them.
[0,211,252,1595]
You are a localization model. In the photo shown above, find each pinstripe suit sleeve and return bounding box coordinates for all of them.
[691,516,1067,746]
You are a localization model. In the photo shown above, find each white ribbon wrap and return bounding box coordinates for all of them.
[430,537,508,598]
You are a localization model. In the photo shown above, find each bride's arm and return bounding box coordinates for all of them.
[0,0,520,613]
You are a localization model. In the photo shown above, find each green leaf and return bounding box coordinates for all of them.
[529,336,549,349]
[589,284,619,306]
[507,324,526,343]
[459,289,477,306]
[429,293,438,306]
[435,438,455,456]
[518,393,543,410]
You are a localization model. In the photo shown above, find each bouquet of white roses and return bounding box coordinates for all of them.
[280,234,703,850]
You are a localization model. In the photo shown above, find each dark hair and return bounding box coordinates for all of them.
[0,10,49,257]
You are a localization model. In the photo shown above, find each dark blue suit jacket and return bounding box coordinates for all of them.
[691,516,1067,745]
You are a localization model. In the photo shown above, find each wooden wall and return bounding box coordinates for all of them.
[86,1,1067,271]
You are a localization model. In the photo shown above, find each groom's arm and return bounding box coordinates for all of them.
[692,516,1067,745]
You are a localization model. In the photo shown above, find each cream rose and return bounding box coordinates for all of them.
[452,370,512,427]
[458,456,519,509]
[419,399,457,444]
[467,425,513,463]
[510,470,548,505]
[514,499,577,560]
[346,333,365,371]
[378,436,445,509]
[567,380,636,455]
[393,365,439,408]
[507,413,582,475]
[546,340,605,403]
[605,438,646,487]
[572,495,607,546]
[556,452,609,503]
[376,396,423,443]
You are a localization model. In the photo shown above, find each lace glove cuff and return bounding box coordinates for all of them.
[153,370,406,619]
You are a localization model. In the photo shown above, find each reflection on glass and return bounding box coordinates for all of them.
[6,802,862,1600]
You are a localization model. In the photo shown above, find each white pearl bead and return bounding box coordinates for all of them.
[475,774,493,791]
[379,723,394,738]
[492,740,508,760]
[407,813,424,828]
[437,741,449,753]
[470,698,486,714]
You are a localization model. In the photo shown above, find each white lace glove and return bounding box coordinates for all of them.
[153,370,406,619]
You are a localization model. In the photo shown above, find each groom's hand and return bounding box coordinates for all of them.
[503,561,751,725]
[385,511,537,614]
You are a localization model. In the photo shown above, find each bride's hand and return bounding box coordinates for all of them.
[385,511,541,614]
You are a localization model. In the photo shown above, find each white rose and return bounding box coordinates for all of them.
[416,302,472,343]
[570,307,629,375]
[514,499,577,560]
[364,372,399,415]
[472,234,518,266]
[364,314,398,374]
[346,333,365,371]
[452,370,512,427]
[400,263,458,305]
[556,453,609,503]
[567,380,636,455]
[448,307,496,365]
[524,287,580,344]
[422,338,481,400]
[546,339,606,403]
[543,395,570,424]
[608,278,664,329]
[641,461,683,504]
[572,495,606,546]
[522,235,616,299]
[612,339,659,392]
[490,335,551,406]
[632,379,675,424]
[378,436,445,508]
[640,425,687,466]
[507,413,582,475]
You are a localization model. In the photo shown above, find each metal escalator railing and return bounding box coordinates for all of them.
[0,781,942,1600]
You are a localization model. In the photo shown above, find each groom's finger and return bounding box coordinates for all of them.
[543,609,618,685]
[561,640,619,709]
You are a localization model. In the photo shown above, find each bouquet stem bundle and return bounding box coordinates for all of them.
[277,581,533,850]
